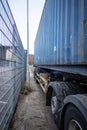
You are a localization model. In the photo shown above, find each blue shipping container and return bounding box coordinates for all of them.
[34,0,87,65]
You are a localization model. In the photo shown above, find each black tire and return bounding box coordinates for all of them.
[64,105,87,130]
[47,82,80,126]
[51,90,59,124]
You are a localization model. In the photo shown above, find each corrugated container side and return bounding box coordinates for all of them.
[34,0,87,66]
[84,0,87,61]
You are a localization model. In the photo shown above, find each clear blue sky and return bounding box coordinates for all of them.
[8,0,45,54]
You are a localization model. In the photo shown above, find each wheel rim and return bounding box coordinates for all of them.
[68,120,83,130]
[51,96,58,114]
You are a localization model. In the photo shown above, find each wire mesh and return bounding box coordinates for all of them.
[0,0,26,129]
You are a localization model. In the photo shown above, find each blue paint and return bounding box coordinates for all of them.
[84,0,87,62]
[34,0,87,71]
[54,0,57,64]
[57,0,61,64]
[24,50,28,54]
[60,0,65,64]
[73,0,79,63]
[65,0,71,63]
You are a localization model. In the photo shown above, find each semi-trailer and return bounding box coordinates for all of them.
[34,0,87,129]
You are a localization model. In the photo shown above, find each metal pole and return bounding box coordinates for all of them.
[26,0,30,85]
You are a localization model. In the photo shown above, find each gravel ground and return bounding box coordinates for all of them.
[9,66,58,130]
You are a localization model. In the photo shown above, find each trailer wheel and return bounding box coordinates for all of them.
[51,91,59,124]
[64,105,87,130]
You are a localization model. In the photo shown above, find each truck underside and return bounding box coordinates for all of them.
[34,66,87,130]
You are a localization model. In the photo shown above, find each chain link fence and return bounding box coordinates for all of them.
[0,0,26,129]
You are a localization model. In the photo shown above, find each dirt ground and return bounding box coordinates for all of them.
[9,66,58,130]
